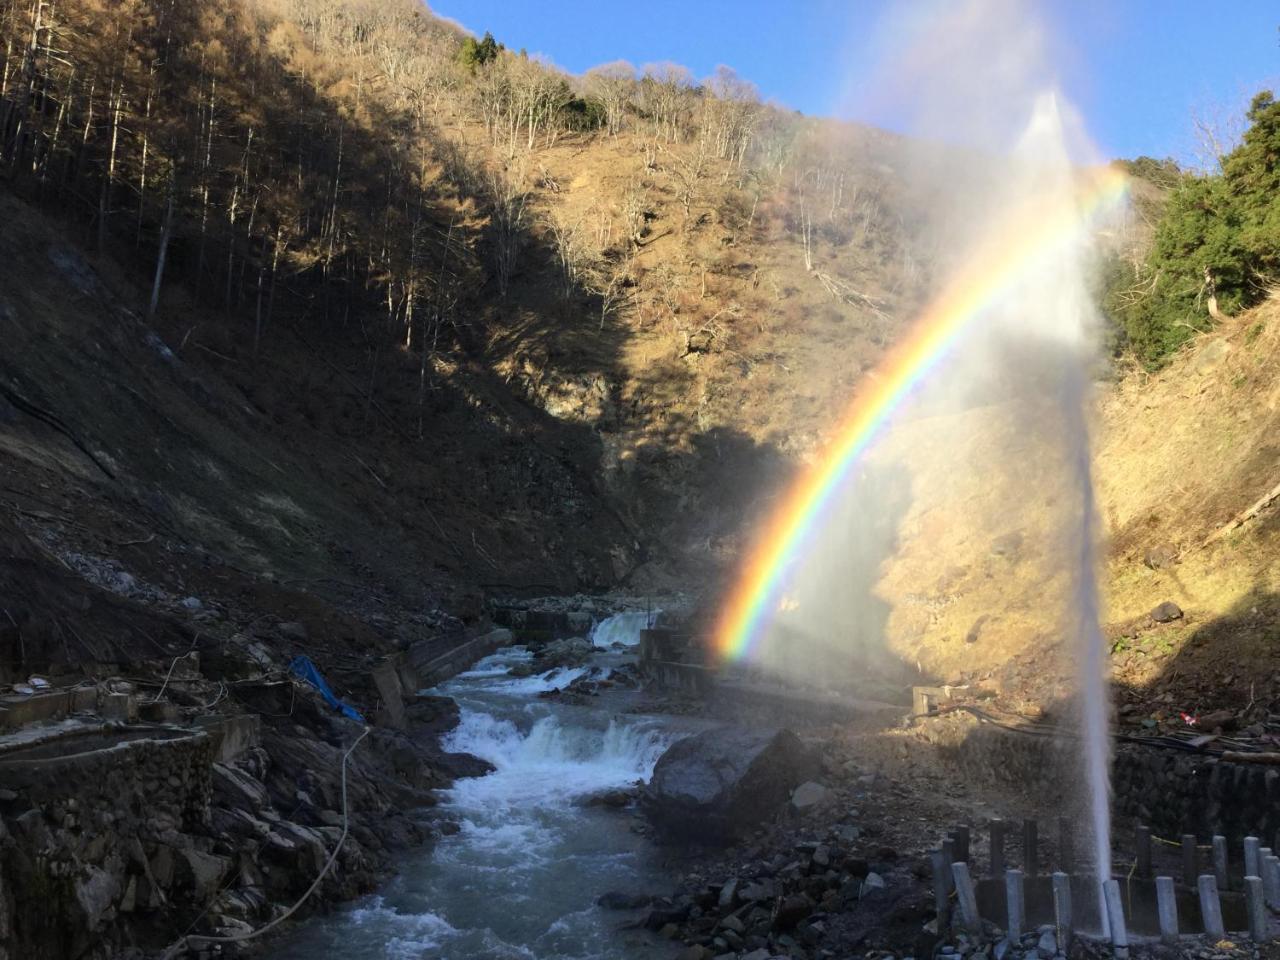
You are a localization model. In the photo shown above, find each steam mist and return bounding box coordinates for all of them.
[742,0,1121,905]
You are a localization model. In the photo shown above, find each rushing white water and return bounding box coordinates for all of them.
[590,611,656,648]
[273,644,683,960]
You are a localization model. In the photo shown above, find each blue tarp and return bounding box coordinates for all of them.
[289,655,365,723]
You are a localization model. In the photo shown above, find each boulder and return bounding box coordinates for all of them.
[643,728,820,842]
[178,849,232,902]
[277,621,309,642]
[537,637,594,669]
[789,781,831,812]
[597,891,653,910]
[436,751,495,780]
[1036,929,1057,958]
[74,865,120,932]
[578,787,636,808]
[771,893,814,930]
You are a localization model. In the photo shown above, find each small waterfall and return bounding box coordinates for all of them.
[445,710,669,787]
[590,611,656,647]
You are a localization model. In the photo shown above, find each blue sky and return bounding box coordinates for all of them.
[428,0,1279,162]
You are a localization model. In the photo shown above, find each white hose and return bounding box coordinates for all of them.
[159,724,371,959]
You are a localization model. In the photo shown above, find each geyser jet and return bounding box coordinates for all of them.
[713,0,1129,933]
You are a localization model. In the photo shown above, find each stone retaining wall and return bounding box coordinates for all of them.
[1112,744,1278,846]
[0,727,214,839]
[919,713,1279,845]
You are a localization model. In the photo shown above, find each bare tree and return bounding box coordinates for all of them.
[485,158,527,297]
[589,251,633,330]
[584,60,634,138]
[1187,96,1248,173]
[701,65,760,171]
[545,207,589,302]
[639,62,692,143]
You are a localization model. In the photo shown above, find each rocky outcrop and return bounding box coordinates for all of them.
[0,675,490,960]
[644,728,820,842]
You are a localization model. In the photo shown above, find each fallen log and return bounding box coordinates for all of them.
[1220,751,1280,765]
[1205,477,1280,545]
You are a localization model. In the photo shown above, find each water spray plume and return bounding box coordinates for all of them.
[714,165,1127,664]
[714,0,1127,929]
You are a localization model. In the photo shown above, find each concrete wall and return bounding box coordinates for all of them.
[408,627,513,690]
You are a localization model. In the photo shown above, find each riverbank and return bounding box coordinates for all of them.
[0,635,501,960]
[269,612,705,960]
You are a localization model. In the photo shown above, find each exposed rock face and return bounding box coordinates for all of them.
[643,728,819,842]
[0,684,490,960]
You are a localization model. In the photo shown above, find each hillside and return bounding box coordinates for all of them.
[0,0,927,617]
[0,0,1275,693]
[859,300,1279,720]
[3,2,1280,959]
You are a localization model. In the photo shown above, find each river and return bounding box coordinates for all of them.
[273,615,685,960]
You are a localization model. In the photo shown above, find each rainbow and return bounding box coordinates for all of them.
[715,165,1129,661]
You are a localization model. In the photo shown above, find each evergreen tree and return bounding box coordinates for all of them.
[1107,90,1280,366]
[457,31,501,70]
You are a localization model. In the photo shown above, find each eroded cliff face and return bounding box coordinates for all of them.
[0,649,484,960]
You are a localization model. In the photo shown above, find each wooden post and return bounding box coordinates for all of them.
[1058,817,1075,871]
[953,825,971,864]
[1052,871,1073,953]
[1182,835,1198,887]
[1136,825,1152,878]
[1023,819,1039,876]
[990,818,1007,879]
[1213,836,1229,891]
[1198,875,1226,940]
[1104,879,1129,960]
[1245,875,1269,942]
[952,861,981,935]
[1155,876,1179,945]
[1006,869,1025,940]
[941,837,956,894]
[931,849,952,931]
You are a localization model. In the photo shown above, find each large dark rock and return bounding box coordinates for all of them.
[643,727,819,843]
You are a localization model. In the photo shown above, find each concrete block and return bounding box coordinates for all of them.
[0,690,75,729]
[1198,875,1225,940]
[951,861,981,934]
[99,692,137,723]
[1155,876,1178,944]
[192,714,261,763]
[372,660,406,729]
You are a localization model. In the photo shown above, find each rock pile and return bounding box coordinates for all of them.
[601,831,901,960]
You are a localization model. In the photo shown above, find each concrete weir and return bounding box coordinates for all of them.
[637,627,907,727]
